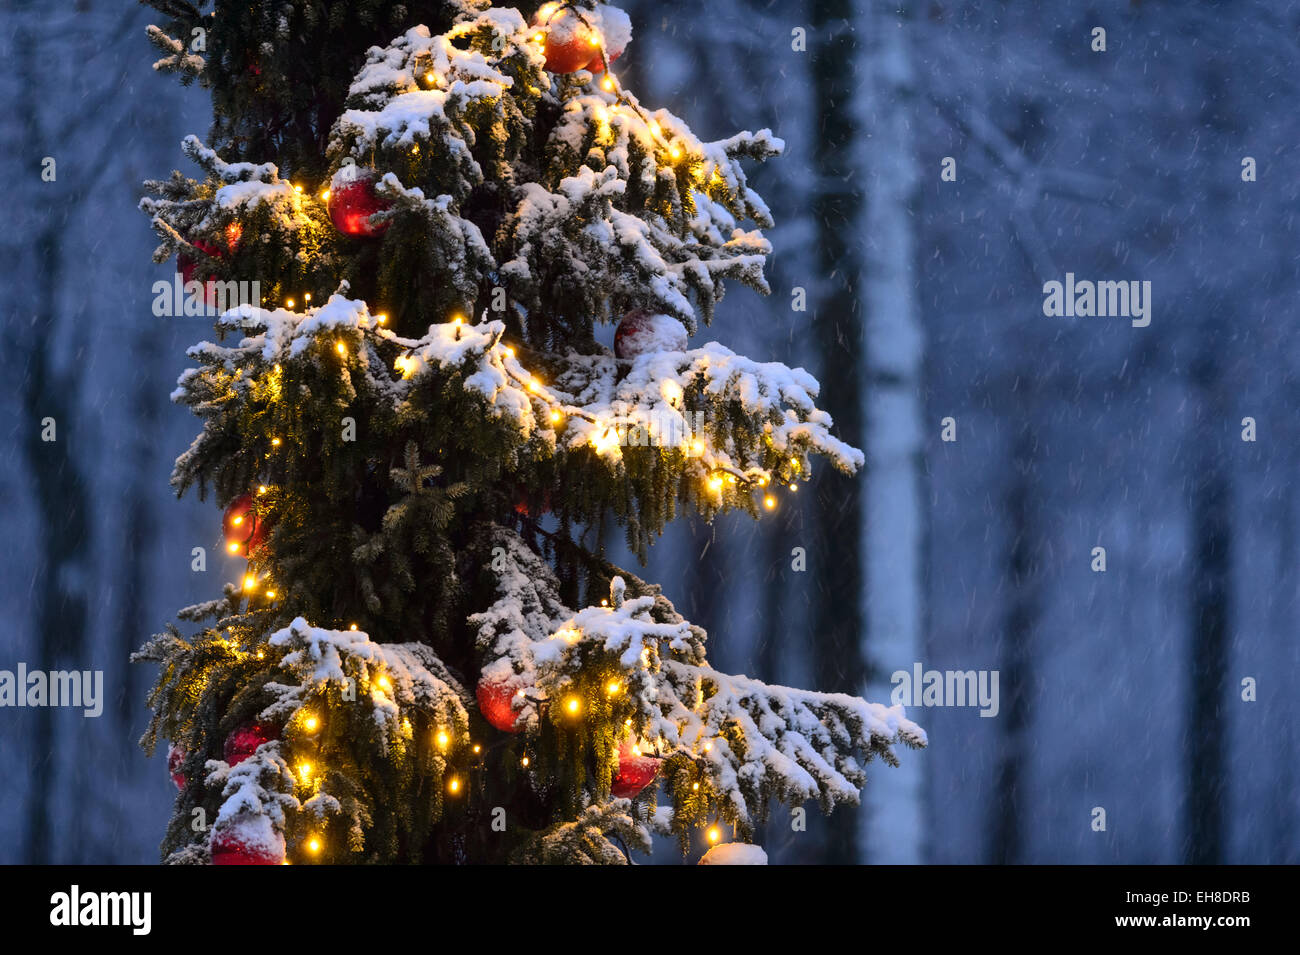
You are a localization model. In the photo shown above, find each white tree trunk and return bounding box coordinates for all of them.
[859,0,926,865]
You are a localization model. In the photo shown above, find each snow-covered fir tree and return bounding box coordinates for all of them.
[134,0,924,865]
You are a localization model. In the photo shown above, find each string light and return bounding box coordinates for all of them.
[308,836,321,854]
[349,623,358,630]
[242,573,257,592]
[565,696,581,715]
[298,762,312,782]
[293,184,303,194]
[472,743,482,755]
[708,476,723,492]
[285,299,295,309]
[257,485,268,495]
[550,409,563,425]
[375,313,388,325]
[601,75,615,92]
[763,495,776,510]
[692,782,700,791]
[304,715,319,732]
[377,675,392,691]
[319,189,330,202]
[448,776,461,794]
[304,293,311,303]
[706,825,722,844]
[256,649,265,660]
[335,341,347,356]
[521,756,530,767]
[789,483,798,493]
[265,590,276,599]
[606,680,621,695]
[436,729,450,749]
[703,741,712,752]
[271,438,281,447]
[227,542,241,554]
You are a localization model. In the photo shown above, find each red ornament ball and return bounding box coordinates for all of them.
[328,165,393,237]
[531,3,598,73]
[178,240,226,307]
[210,822,285,866]
[585,5,632,71]
[477,675,526,733]
[223,493,269,558]
[611,739,662,798]
[223,721,279,767]
[614,309,689,360]
[167,743,187,790]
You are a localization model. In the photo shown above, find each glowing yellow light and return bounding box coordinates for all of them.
[550,409,563,424]
[242,574,257,592]
[320,189,330,202]
[515,688,526,697]
[601,75,615,92]
[375,313,388,325]
[690,439,704,455]
[503,346,515,358]
[589,35,601,47]
[232,515,244,526]
[791,457,801,470]
[789,483,798,493]
[265,590,276,599]
[601,599,609,607]
[606,680,621,695]
[257,485,268,495]
[271,438,281,447]
[764,495,776,510]
[256,649,265,660]
[436,730,450,749]
[532,31,545,43]
[285,299,295,309]
[625,717,633,727]
[708,476,723,492]
[703,741,713,752]
[692,782,700,791]
[377,675,392,691]
[395,355,415,377]
[669,146,682,160]
[335,341,346,356]
[565,696,581,715]
[521,756,530,767]
[411,143,419,155]
[424,72,435,85]
[448,777,461,794]
[630,743,641,756]
[308,837,321,853]
[293,184,303,193]
[349,623,358,631]
[472,744,482,754]
[707,826,722,844]
[304,716,319,732]
[594,105,607,124]
[298,762,312,782]
[227,542,241,554]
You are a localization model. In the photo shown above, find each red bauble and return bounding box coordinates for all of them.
[210,823,285,866]
[223,493,270,558]
[222,721,279,767]
[178,240,225,307]
[167,743,187,790]
[611,739,662,798]
[614,309,689,360]
[513,484,552,518]
[328,165,392,237]
[532,4,598,73]
[476,675,525,733]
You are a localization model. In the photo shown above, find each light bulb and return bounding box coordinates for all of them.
[271,438,281,447]
[472,744,482,754]
[227,542,240,554]
[335,341,346,356]
[764,495,776,510]
[707,826,721,844]
[298,762,312,782]
[320,189,330,202]
[304,716,319,732]
[242,574,257,592]
[565,696,580,715]
[448,777,461,794]
[436,730,449,749]
[257,485,268,495]
[521,756,530,767]
[308,837,321,853]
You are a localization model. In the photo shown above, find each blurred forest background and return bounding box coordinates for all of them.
[2,0,1297,863]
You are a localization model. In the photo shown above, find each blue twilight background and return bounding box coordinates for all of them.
[1,0,1296,863]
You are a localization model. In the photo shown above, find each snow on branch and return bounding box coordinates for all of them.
[469,525,925,830]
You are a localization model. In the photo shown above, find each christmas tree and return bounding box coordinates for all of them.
[135,0,924,865]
